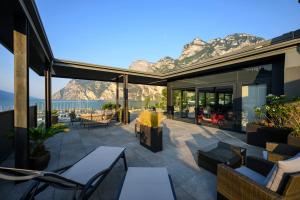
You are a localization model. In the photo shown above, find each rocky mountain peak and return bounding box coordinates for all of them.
[179,37,207,60]
[53,33,265,101]
[128,60,154,72]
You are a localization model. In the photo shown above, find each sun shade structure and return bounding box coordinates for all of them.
[1,0,300,169]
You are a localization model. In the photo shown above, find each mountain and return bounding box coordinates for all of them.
[131,33,264,73]
[53,33,265,100]
[0,90,14,104]
[52,80,164,101]
[0,90,40,106]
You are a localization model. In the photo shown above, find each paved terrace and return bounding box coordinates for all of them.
[0,119,263,200]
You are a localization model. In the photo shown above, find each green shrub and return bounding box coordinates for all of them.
[101,102,120,110]
[254,95,289,128]
[29,123,69,156]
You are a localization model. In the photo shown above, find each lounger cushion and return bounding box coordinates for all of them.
[235,166,266,186]
[62,146,125,185]
[119,167,175,200]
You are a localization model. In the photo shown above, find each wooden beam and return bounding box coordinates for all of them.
[116,77,119,106]
[14,14,29,168]
[195,88,199,124]
[123,74,128,124]
[45,65,52,128]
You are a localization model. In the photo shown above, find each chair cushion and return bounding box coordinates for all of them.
[235,166,266,186]
[266,152,300,192]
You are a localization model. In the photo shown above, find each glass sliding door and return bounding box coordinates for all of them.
[241,84,267,131]
[173,90,181,113]
[197,87,234,129]
[172,89,195,122]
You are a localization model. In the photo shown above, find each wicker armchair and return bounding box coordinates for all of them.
[266,142,300,162]
[217,156,300,200]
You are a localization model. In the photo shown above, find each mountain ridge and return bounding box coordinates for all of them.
[53,33,265,100]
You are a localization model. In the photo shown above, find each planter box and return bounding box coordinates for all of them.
[51,115,58,124]
[246,123,292,148]
[29,151,50,170]
[288,134,300,148]
[140,125,162,152]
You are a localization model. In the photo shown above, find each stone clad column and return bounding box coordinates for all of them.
[14,14,29,168]
[45,65,52,128]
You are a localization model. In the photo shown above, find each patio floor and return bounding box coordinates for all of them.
[0,118,263,200]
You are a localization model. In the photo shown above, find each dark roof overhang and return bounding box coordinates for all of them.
[52,59,167,86]
[0,0,53,74]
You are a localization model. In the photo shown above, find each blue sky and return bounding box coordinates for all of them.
[1,0,300,98]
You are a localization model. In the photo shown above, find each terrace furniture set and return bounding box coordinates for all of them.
[0,146,176,200]
[197,141,300,200]
[80,113,114,128]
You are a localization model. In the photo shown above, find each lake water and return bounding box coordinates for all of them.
[0,99,156,112]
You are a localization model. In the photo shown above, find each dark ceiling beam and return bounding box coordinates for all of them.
[18,0,53,62]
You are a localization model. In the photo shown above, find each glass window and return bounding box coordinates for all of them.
[241,84,267,131]
[206,93,216,106]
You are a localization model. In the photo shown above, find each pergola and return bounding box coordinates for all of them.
[1,0,300,169]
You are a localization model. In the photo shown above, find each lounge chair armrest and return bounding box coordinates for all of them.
[267,152,292,162]
[246,156,274,176]
[217,164,281,200]
[266,142,300,156]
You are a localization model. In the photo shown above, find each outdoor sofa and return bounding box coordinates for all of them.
[80,113,114,128]
[217,156,300,200]
[197,142,246,174]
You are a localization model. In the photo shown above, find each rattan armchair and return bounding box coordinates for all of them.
[217,156,300,200]
[266,142,300,162]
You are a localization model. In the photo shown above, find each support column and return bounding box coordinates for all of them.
[14,15,29,168]
[123,74,128,124]
[45,65,52,128]
[167,84,174,119]
[116,77,119,109]
[195,88,199,124]
[116,76,119,121]
[284,46,300,98]
[180,90,184,118]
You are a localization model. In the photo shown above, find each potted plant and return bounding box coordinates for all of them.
[285,99,300,147]
[29,123,68,170]
[51,110,59,124]
[246,95,292,148]
[139,110,163,152]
